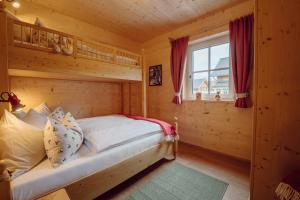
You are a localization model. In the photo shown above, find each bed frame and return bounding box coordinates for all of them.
[0,119,178,200]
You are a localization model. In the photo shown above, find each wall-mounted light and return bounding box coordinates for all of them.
[0,92,25,112]
[3,0,20,9]
[12,1,20,8]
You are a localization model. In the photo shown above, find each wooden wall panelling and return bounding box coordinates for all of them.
[10,77,122,119]
[143,0,254,161]
[251,0,300,199]
[0,10,9,115]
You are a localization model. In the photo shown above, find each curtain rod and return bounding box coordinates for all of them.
[167,21,230,42]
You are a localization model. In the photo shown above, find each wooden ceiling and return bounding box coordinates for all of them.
[26,0,243,42]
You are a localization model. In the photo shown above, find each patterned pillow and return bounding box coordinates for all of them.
[34,102,51,116]
[49,107,65,121]
[61,112,83,137]
[44,112,83,167]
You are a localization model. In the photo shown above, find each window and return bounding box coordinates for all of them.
[184,34,234,101]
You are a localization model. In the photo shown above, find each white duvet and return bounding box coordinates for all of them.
[78,115,162,153]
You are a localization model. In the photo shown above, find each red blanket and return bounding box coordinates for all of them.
[124,115,176,137]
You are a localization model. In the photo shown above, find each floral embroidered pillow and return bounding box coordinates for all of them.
[34,102,51,116]
[44,112,83,167]
[49,107,65,121]
[61,112,83,135]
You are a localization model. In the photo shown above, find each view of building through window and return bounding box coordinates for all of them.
[192,43,231,96]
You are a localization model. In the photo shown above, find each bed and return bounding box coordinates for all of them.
[0,115,178,200]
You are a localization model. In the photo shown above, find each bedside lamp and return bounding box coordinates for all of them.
[0,92,25,112]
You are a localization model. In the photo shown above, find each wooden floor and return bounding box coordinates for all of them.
[96,142,250,200]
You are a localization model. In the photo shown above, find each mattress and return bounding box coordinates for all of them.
[11,133,165,200]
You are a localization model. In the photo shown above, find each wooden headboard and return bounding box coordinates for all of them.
[9,77,142,118]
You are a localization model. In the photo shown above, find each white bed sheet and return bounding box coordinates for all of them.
[78,115,162,153]
[11,133,165,200]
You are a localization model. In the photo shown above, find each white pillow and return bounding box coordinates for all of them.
[0,110,45,179]
[44,112,83,167]
[49,107,65,121]
[23,109,47,130]
[13,111,27,119]
[34,102,51,116]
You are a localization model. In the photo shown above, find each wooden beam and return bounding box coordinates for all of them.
[121,82,130,114]
[141,51,147,117]
[0,10,9,115]
[8,69,135,83]
[8,46,142,82]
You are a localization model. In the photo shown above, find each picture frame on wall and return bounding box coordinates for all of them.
[149,65,162,86]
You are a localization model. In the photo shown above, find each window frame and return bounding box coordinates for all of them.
[184,33,234,101]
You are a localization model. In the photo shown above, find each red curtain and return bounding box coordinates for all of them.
[170,36,189,104]
[230,14,254,108]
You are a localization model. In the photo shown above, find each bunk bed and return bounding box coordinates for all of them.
[0,10,178,200]
[7,19,143,82]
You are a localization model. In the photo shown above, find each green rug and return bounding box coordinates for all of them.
[126,162,228,200]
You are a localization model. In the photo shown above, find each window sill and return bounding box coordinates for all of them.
[201,99,235,103]
[182,97,235,103]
